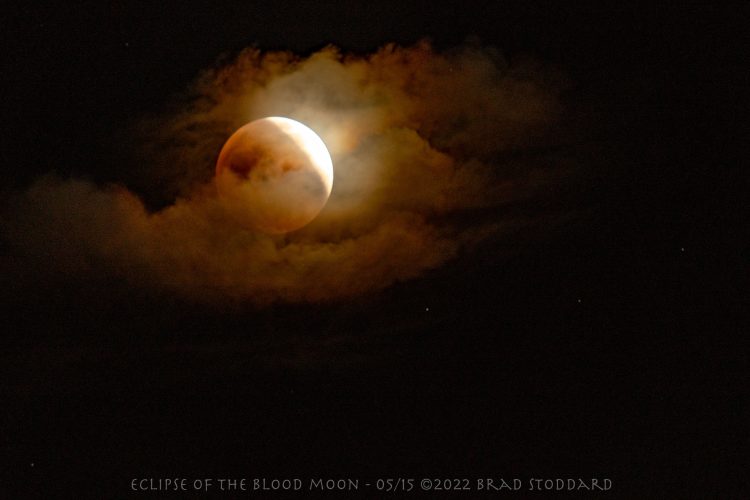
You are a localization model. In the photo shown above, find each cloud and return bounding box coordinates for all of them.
[1,41,569,305]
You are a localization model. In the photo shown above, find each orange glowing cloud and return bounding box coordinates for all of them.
[2,40,571,305]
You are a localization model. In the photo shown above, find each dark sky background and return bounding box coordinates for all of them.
[1,2,747,497]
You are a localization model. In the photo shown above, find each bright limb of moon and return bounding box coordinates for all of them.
[271,117,333,195]
[215,117,334,234]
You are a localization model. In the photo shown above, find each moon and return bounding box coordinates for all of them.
[215,117,333,234]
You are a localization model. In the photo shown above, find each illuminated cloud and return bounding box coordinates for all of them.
[2,41,569,305]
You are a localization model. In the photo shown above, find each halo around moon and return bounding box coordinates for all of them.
[215,117,333,234]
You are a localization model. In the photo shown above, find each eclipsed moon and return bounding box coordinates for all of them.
[215,117,333,234]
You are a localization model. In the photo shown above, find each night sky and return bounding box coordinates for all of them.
[1,2,747,497]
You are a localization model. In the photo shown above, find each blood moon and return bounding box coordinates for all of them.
[215,117,333,234]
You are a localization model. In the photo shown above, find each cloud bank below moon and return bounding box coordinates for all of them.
[2,41,574,305]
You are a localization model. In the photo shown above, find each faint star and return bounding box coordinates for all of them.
[425,307,430,312]
[680,247,685,252]
[577,299,582,303]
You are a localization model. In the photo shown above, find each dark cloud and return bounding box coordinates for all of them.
[1,41,571,305]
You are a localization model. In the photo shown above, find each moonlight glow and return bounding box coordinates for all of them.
[215,117,334,234]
